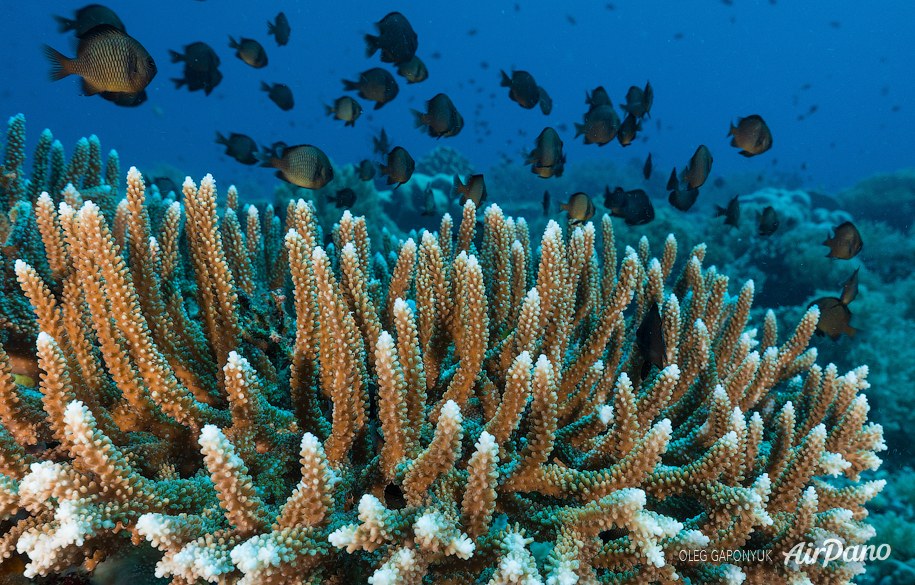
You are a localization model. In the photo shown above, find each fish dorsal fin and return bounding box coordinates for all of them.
[79,24,124,47]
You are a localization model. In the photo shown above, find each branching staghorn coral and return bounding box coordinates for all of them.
[0,162,887,584]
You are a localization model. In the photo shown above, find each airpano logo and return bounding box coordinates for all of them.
[782,538,891,568]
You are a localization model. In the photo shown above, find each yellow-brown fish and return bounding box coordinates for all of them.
[617,113,640,147]
[729,114,773,157]
[454,174,487,206]
[396,55,428,84]
[261,82,294,111]
[325,96,362,126]
[823,221,863,259]
[365,12,418,65]
[45,25,157,96]
[54,4,125,38]
[681,145,713,189]
[809,297,856,340]
[561,192,595,225]
[342,68,399,110]
[380,146,414,189]
[840,268,859,305]
[575,105,620,146]
[527,127,565,178]
[263,144,334,189]
[413,93,463,138]
[267,11,291,47]
[228,36,268,68]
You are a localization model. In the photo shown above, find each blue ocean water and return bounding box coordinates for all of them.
[0,0,911,193]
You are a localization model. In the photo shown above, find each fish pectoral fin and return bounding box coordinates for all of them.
[81,78,103,96]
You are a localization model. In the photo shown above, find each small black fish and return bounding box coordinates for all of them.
[714,195,740,228]
[396,55,428,84]
[586,86,612,110]
[216,132,258,165]
[617,113,640,147]
[757,205,779,236]
[808,297,856,340]
[643,153,653,180]
[356,159,376,181]
[538,87,553,115]
[412,93,463,138]
[454,174,487,206]
[823,221,863,259]
[542,190,551,216]
[262,144,334,190]
[384,483,407,510]
[373,128,391,156]
[170,41,222,95]
[729,115,773,157]
[621,81,653,118]
[500,69,540,110]
[261,82,294,111]
[668,187,699,212]
[330,188,357,209]
[636,301,666,377]
[561,192,595,225]
[267,12,291,46]
[342,68,399,109]
[421,183,437,216]
[526,127,565,178]
[604,187,655,226]
[54,4,125,38]
[365,12,418,65]
[228,36,267,68]
[681,145,713,189]
[840,268,859,305]
[326,96,362,127]
[380,146,414,189]
[45,25,157,97]
[575,105,620,146]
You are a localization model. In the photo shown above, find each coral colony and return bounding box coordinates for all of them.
[0,114,888,583]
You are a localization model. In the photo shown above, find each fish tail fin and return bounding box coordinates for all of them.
[574,122,584,137]
[345,119,355,127]
[373,101,384,111]
[324,104,335,116]
[215,132,227,146]
[260,81,270,92]
[267,19,276,35]
[500,70,511,87]
[341,78,358,91]
[171,77,186,89]
[168,49,184,63]
[43,45,72,82]
[364,34,380,58]
[714,205,726,217]
[228,36,239,49]
[559,203,569,211]
[411,109,426,128]
[846,325,858,338]
[727,122,736,137]
[53,15,75,34]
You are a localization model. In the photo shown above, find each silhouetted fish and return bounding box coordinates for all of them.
[757,205,779,236]
[840,268,859,305]
[267,12,291,46]
[342,68,399,109]
[380,146,414,189]
[500,69,540,110]
[365,12,418,64]
[617,113,640,147]
[636,301,666,377]
[216,132,258,165]
[823,221,863,259]
[356,159,375,181]
[729,115,773,157]
[681,145,713,189]
[542,190,551,216]
[54,4,125,38]
[575,105,620,146]
[526,127,565,178]
[326,96,362,126]
[413,93,463,138]
[714,195,740,228]
[643,153,653,180]
[330,188,357,209]
[170,42,222,95]
[604,187,655,226]
[621,81,653,118]
[261,82,294,111]
[809,297,856,340]
[454,174,487,206]
[586,86,612,110]
[263,144,334,189]
[373,128,391,156]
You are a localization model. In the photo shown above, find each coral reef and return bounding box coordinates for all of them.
[0,146,888,582]
[415,146,474,178]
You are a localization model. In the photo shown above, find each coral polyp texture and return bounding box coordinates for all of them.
[0,121,888,584]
